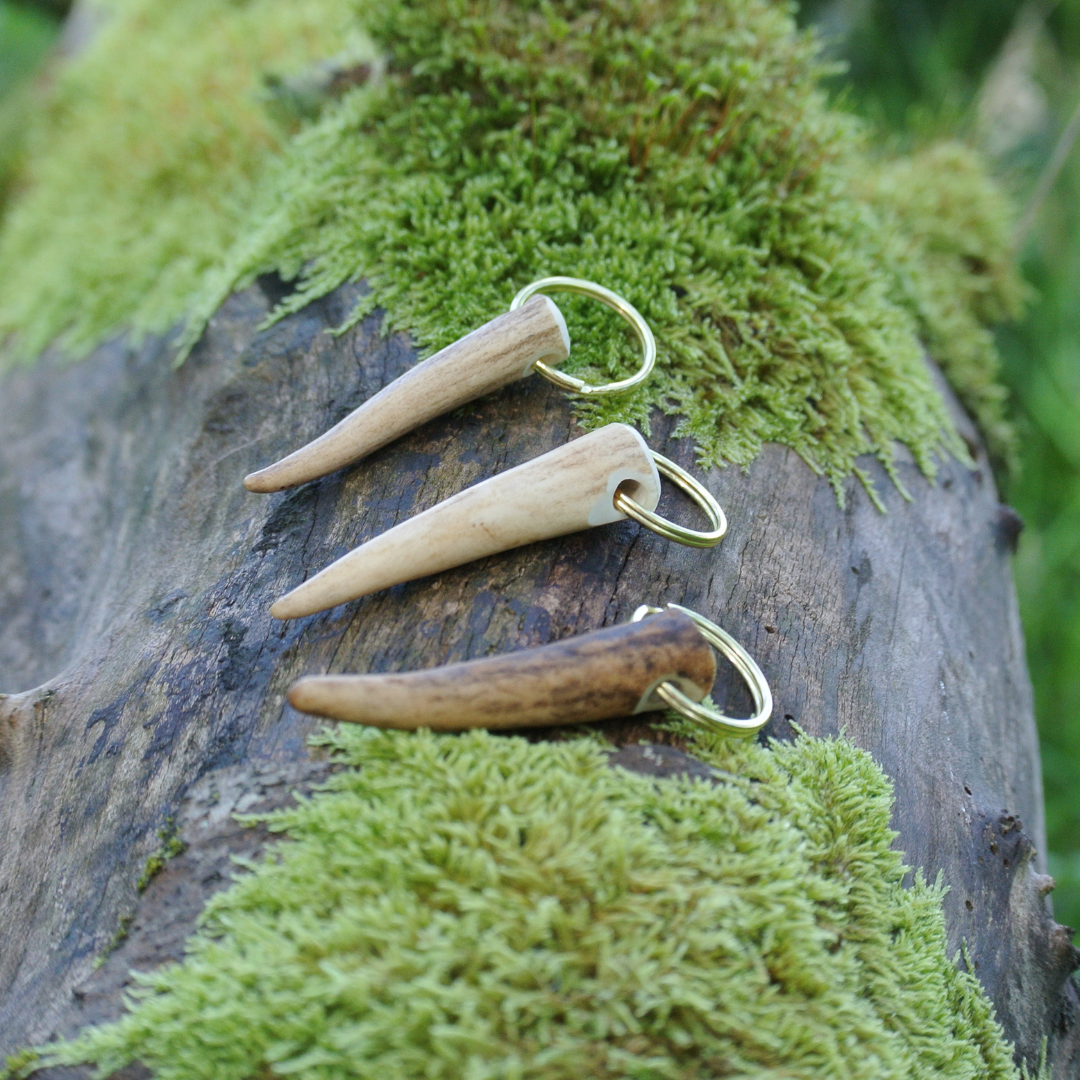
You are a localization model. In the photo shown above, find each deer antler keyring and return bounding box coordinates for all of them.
[270,423,727,619]
[244,277,656,492]
[288,603,772,738]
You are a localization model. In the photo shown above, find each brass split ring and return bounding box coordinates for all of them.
[510,276,656,396]
[615,452,727,548]
[631,602,773,738]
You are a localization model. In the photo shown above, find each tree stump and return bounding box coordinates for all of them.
[0,278,1077,1074]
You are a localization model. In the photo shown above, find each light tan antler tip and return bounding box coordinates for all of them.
[244,468,280,493]
[269,595,300,620]
[286,678,316,711]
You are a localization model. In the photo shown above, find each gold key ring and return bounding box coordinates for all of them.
[615,452,727,548]
[510,276,656,396]
[631,603,773,738]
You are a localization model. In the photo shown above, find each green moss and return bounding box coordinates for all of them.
[0,0,360,358]
[37,727,1025,1079]
[137,818,187,892]
[0,0,1023,500]
[92,912,135,971]
[861,142,1027,469]
[0,1047,39,1080]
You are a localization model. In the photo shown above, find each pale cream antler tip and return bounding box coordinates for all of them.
[270,590,311,620]
[244,466,287,493]
[286,678,318,712]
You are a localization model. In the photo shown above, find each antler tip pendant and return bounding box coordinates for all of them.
[270,423,662,619]
[243,464,292,494]
[243,462,291,494]
[243,279,764,741]
[287,604,774,738]
[286,608,718,731]
[244,295,570,493]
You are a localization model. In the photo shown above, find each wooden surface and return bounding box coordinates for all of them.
[288,607,718,729]
[245,294,570,492]
[0,277,1076,1075]
[270,421,661,618]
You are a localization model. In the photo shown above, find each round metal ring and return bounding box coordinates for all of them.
[631,603,773,738]
[510,276,656,396]
[613,452,727,548]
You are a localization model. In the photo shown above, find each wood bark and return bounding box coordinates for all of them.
[0,278,1077,1075]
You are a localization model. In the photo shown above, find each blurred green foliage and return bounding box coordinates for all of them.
[0,2,57,98]
[0,1,60,209]
[807,0,1031,130]
[799,0,1080,930]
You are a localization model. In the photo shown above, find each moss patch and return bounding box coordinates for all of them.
[860,143,1028,471]
[0,0,359,357]
[0,0,1023,500]
[136,818,187,893]
[34,727,1025,1079]
[0,1048,38,1080]
[90,912,135,972]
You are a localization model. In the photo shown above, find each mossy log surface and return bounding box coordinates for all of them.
[0,279,1076,1075]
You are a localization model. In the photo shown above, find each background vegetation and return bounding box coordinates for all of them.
[0,0,55,206]
[1,0,1077,928]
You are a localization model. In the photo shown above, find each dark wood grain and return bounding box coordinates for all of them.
[0,277,1075,1075]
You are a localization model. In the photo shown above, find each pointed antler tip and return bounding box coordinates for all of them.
[286,679,311,709]
[269,597,295,620]
[244,469,279,493]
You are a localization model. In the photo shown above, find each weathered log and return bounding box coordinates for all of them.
[0,278,1076,1074]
